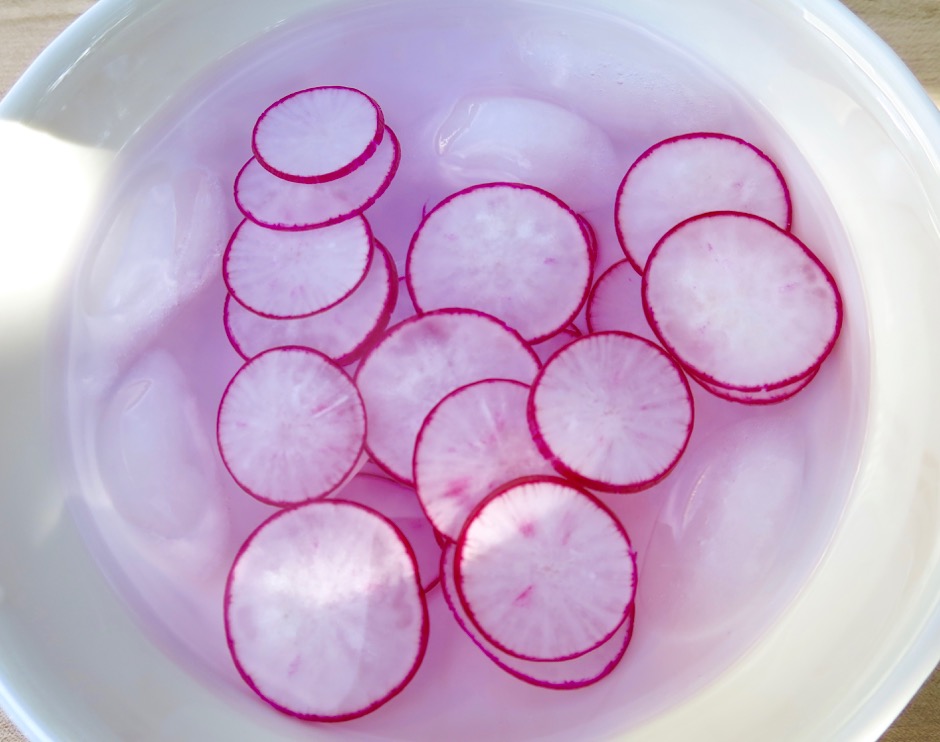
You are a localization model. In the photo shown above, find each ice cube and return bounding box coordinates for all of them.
[433,95,619,211]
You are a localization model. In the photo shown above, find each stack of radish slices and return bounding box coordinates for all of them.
[217,88,843,722]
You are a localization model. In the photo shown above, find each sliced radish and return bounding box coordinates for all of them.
[225,500,428,721]
[354,309,540,484]
[528,332,693,493]
[440,544,635,689]
[413,379,554,541]
[586,259,655,341]
[252,86,385,184]
[224,240,398,363]
[223,215,373,319]
[406,182,592,342]
[577,214,598,266]
[692,366,819,405]
[642,211,842,391]
[615,132,791,272]
[454,476,636,662]
[235,126,400,231]
[532,325,582,365]
[217,347,365,506]
[332,474,442,592]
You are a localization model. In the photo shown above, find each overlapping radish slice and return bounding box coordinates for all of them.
[454,477,636,662]
[586,259,653,340]
[532,325,582,365]
[354,309,540,484]
[440,545,635,689]
[224,240,398,363]
[225,500,428,721]
[223,215,373,318]
[217,347,365,506]
[413,379,554,541]
[406,183,593,343]
[528,332,693,493]
[332,474,442,592]
[252,86,385,184]
[692,366,819,405]
[615,132,791,273]
[642,211,842,392]
[235,126,401,230]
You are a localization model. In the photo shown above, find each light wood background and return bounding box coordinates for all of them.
[0,1,938,740]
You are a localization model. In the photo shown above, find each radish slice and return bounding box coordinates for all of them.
[440,545,635,689]
[224,240,398,363]
[332,474,442,592]
[693,366,819,405]
[223,215,373,319]
[406,182,592,343]
[225,500,428,721]
[615,132,792,272]
[532,325,581,365]
[217,347,365,506]
[642,211,842,391]
[354,309,540,484]
[528,332,693,493]
[586,259,655,341]
[252,86,385,184]
[454,476,636,662]
[235,126,400,231]
[413,379,554,541]
[577,214,598,266]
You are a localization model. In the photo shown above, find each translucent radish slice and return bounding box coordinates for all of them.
[223,215,373,319]
[332,474,442,592]
[692,365,819,405]
[406,183,592,343]
[528,332,693,493]
[217,347,365,506]
[224,241,398,364]
[235,126,401,231]
[532,325,581,365]
[642,211,842,392]
[225,500,428,721]
[354,309,540,484]
[440,545,635,689]
[454,476,636,662]
[252,86,385,184]
[615,132,792,273]
[413,379,554,541]
[586,259,655,341]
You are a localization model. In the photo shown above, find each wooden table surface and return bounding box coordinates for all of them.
[1,1,939,740]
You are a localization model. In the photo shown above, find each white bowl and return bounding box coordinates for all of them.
[3,0,940,739]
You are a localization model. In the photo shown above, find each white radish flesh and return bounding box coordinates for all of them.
[440,545,635,689]
[642,211,842,391]
[615,132,791,272]
[235,126,400,231]
[224,240,398,363]
[454,476,636,662]
[413,379,554,541]
[406,182,592,343]
[355,309,540,484]
[225,500,428,721]
[528,332,693,493]
[252,86,385,183]
[223,215,373,318]
[217,347,365,506]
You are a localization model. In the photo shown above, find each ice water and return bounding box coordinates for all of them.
[61,0,868,737]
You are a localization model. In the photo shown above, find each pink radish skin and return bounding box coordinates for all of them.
[217,347,365,506]
[691,365,820,405]
[235,126,400,231]
[224,241,398,364]
[223,215,373,319]
[577,214,598,266]
[332,474,442,593]
[406,182,593,343]
[354,308,540,484]
[252,86,385,184]
[615,132,792,273]
[642,211,843,392]
[454,476,636,662]
[225,500,428,721]
[413,379,554,541]
[528,332,694,493]
[440,545,635,689]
